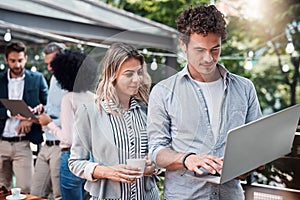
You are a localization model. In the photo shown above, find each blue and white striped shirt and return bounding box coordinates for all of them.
[102,99,157,200]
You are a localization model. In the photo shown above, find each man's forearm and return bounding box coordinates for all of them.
[156,148,185,170]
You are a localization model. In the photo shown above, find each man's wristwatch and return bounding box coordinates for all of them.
[182,152,196,169]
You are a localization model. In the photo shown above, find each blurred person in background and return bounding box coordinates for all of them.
[30,42,67,199]
[0,41,48,193]
[38,49,98,200]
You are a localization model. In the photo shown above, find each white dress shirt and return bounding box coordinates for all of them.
[2,69,25,137]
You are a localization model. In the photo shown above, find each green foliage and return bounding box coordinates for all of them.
[101,0,300,193]
[105,0,210,28]
[253,67,290,112]
[156,175,164,199]
[101,0,300,110]
[225,0,300,109]
[26,46,51,83]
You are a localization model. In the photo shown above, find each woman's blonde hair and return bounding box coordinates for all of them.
[95,43,151,114]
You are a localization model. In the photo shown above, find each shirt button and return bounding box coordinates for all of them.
[212,192,217,195]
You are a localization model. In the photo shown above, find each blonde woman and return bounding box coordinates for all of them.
[69,43,160,200]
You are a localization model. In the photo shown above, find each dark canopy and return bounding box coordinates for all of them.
[0,0,178,52]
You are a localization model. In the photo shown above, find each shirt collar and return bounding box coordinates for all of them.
[179,63,230,85]
[7,69,25,81]
[101,98,140,113]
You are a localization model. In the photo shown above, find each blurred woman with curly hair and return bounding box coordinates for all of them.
[38,49,99,200]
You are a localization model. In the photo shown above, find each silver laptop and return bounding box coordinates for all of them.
[189,104,300,184]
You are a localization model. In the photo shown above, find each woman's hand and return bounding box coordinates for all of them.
[37,113,52,126]
[143,156,156,176]
[93,164,143,184]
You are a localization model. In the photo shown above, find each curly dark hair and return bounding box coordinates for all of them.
[51,49,99,92]
[176,5,227,44]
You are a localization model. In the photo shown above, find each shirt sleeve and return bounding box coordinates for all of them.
[39,74,48,106]
[68,104,98,182]
[7,110,11,118]
[147,84,172,165]
[245,80,262,123]
[47,93,73,146]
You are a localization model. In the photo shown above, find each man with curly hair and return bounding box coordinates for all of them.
[147,5,262,199]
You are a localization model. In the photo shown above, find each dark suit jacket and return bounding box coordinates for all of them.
[0,69,48,144]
